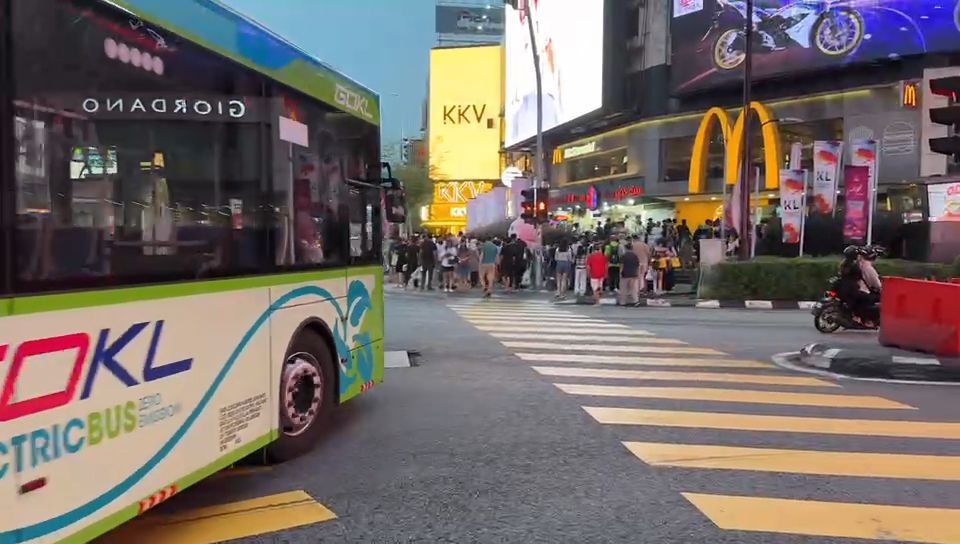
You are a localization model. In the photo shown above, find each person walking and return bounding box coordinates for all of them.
[629,235,651,294]
[419,234,437,290]
[479,237,499,298]
[468,239,480,289]
[604,237,622,293]
[393,238,408,288]
[619,242,641,306]
[439,239,458,292]
[585,244,608,305]
[514,237,529,290]
[554,239,573,300]
[499,235,519,292]
[403,235,419,289]
[456,239,472,290]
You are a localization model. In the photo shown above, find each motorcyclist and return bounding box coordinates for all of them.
[836,245,881,325]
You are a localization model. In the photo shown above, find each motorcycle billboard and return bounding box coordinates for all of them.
[671,0,960,93]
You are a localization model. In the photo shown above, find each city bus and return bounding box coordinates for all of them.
[0,1,400,542]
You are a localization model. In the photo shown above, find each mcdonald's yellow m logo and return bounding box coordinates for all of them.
[552,148,563,164]
[688,101,783,194]
[902,81,919,109]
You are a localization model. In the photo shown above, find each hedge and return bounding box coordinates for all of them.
[699,257,958,301]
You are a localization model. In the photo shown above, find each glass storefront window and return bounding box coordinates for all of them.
[565,148,628,183]
[662,132,724,183]
[777,118,844,171]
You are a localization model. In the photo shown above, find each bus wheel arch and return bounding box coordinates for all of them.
[267,320,338,463]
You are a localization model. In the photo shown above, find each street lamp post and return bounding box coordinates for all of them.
[521,0,544,203]
[737,0,754,261]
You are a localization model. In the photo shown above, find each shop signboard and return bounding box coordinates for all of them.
[843,165,870,241]
[812,141,843,214]
[670,1,960,93]
[504,0,604,146]
[927,181,960,222]
[435,5,505,36]
[779,169,806,244]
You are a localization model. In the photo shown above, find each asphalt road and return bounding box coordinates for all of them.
[102,289,960,544]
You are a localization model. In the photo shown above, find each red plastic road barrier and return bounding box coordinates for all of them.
[952,278,960,285]
[880,276,960,357]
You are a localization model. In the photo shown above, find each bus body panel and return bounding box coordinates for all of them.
[0,269,384,543]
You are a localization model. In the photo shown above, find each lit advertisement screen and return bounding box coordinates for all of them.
[671,0,960,93]
[504,0,604,147]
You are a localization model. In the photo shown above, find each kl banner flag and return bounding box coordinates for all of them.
[843,165,870,241]
[812,141,842,214]
[779,169,806,244]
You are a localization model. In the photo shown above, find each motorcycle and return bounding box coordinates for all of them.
[811,277,879,333]
[706,0,865,72]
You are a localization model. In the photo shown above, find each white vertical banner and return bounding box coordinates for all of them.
[812,141,843,215]
[849,140,878,244]
[779,169,805,245]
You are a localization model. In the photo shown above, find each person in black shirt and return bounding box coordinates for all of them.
[403,235,419,289]
[419,235,437,290]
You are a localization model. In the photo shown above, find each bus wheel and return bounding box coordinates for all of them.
[268,330,335,462]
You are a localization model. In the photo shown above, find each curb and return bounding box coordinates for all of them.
[557,298,816,310]
[796,343,960,382]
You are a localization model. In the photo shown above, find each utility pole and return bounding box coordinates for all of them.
[521,0,544,204]
[738,0,754,261]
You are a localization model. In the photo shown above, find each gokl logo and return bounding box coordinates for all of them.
[442,104,489,125]
[334,84,373,119]
[0,321,192,422]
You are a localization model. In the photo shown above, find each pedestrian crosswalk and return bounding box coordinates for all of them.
[450,299,960,544]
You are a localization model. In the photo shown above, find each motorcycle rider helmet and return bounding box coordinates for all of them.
[864,245,886,261]
[842,245,862,259]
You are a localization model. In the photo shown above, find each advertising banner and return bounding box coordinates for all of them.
[779,169,806,244]
[504,0,604,146]
[435,5,505,36]
[428,45,503,181]
[849,139,878,241]
[812,141,843,214]
[927,182,960,222]
[843,165,870,241]
[670,1,960,93]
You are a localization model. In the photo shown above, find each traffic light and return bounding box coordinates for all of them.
[520,188,536,220]
[535,187,550,224]
[928,76,960,159]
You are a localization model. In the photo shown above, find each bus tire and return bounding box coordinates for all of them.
[268,329,336,463]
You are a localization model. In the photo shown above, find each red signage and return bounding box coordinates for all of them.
[560,184,643,205]
[612,185,643,200]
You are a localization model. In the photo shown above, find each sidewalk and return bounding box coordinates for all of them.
[790,342,960,382]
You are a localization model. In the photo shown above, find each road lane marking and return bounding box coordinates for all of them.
[468,320,627,328]
[583,407,959,438]
[476,326,649,335]
[503,342,724,356]
[454,311,583,318]
[517,353,769,367]
[559,384,912,409]
[683,493,960,543]
[98,490,336,544]
[463,316,609,323]
[532,366,837,387]
[493,333,686,345]
[626,442,960,480]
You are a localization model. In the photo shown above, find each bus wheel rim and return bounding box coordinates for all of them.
[281,353,323,437]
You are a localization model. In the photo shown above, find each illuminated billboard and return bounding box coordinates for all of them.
[504,0,605,147]
[671,1,960,93]
[428,45,503,181]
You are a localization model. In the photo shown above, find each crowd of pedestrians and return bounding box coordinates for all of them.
[387,232,533,297]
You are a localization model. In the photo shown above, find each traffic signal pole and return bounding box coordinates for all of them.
[738,0,754,261]
[522,0,544,203]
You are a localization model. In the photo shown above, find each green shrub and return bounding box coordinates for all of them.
[699,257,953,300]
[953,255,960,278]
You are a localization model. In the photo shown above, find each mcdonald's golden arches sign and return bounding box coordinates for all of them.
[688,101,783,194]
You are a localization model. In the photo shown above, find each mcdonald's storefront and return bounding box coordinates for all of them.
[549,83,923,230]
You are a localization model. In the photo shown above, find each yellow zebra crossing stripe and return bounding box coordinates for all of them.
[583,407,960,438]
[502,342,723,356]
[626,442,960,480]
[558,384,913,409]
[683,493,960,544]
[531,366,837,387]
[517,353,769,368]
[99,491,336,544]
